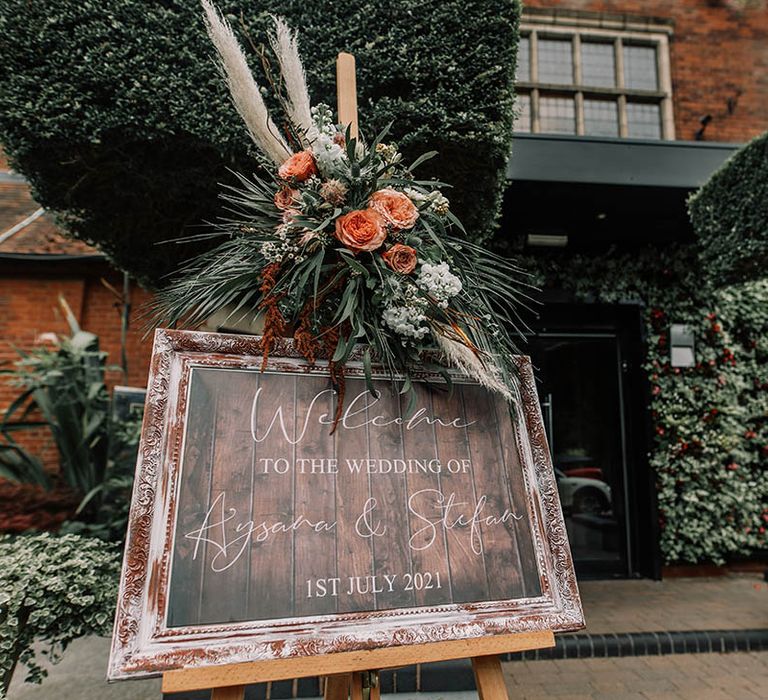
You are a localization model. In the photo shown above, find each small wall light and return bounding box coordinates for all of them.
[670,324,696,367]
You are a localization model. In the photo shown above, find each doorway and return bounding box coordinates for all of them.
[527,304,660,579]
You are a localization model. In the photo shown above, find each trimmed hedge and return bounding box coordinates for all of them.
[688,131,768,286]
[0,0,521,286]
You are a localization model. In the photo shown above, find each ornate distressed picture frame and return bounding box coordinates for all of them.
[108,329,583,680]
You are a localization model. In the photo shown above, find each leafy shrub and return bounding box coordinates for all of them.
[60,412,142,543]
[0,533,121,697]
[0,300,141,542]
[0,0,522,286]
[0,300,110,492]
[688,131,768,286]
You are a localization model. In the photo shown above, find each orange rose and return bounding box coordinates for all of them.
[278,150,317,182]
[335,209,387,253]
[274,187,299,211]
[382,244,418,274]
[369,188,419,230]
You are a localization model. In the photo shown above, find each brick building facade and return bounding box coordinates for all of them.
[1,0,766,568]
[522,0,767,143]
[0,148,154,464]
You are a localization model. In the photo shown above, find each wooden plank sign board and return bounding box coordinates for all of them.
[108,329,583,680]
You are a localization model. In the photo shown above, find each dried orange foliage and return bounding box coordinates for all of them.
[257,262,287,370]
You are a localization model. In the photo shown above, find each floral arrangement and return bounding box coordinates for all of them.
[154,2,532,420]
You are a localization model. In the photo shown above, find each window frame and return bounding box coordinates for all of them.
[516,18,675,140]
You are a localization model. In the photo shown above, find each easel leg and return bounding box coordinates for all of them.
[350,673,363,700]
[324,673,351,700]
[322,671,378,700]
[472,656,509,700]
[369,672,381,700]
[211,685,246,700]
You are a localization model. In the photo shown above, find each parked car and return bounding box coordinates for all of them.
[556,454,604,481]
[555,468,612,516]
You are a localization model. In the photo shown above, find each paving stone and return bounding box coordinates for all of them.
[503,652,768,700]
[632,679,679,693]
[574,575,767,635]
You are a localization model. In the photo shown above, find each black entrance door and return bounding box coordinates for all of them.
[527,304,660,579]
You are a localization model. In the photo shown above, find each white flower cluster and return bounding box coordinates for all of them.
[311,103,346,178]
[404,187,426,203]
[382,305,430,341]
[416,262,462,308]
[404,188,450,215]
[381,278,430,343]
[261,224,300,264]
[427,191,450,215]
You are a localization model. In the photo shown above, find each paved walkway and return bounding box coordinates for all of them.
[574,574,767,634]
[6,574,767,699]
[502,651,768,699]
[7,634,161,699]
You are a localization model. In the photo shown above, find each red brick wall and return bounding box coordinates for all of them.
[0,271,155,469]
[525,0,768,143]
[78,275,155,389]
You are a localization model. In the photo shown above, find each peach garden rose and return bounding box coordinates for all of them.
[334,209,387,253]
[369,188,419,230]
[382,244,418,274]
[278,150,317,182]
[274,186,299,211]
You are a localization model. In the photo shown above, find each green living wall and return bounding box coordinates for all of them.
[520,246,768,564]
[0,0,521,286]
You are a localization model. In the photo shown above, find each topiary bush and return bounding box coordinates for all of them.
[688,131,768,286]
[0,0,521,286]
[0,533,121,697]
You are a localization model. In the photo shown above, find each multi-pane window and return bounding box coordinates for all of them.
[514,19,674,139]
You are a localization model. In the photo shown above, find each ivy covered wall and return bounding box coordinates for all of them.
[520,246,768,565]
[0,0,521,286]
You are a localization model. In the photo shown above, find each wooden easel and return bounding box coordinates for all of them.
[161,630,555,699]
[160,51,556,700]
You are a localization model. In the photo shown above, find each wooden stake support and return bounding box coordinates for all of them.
[163,630,555,699]
[336,52,359,139]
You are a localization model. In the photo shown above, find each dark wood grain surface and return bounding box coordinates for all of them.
[166,368,541,627]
